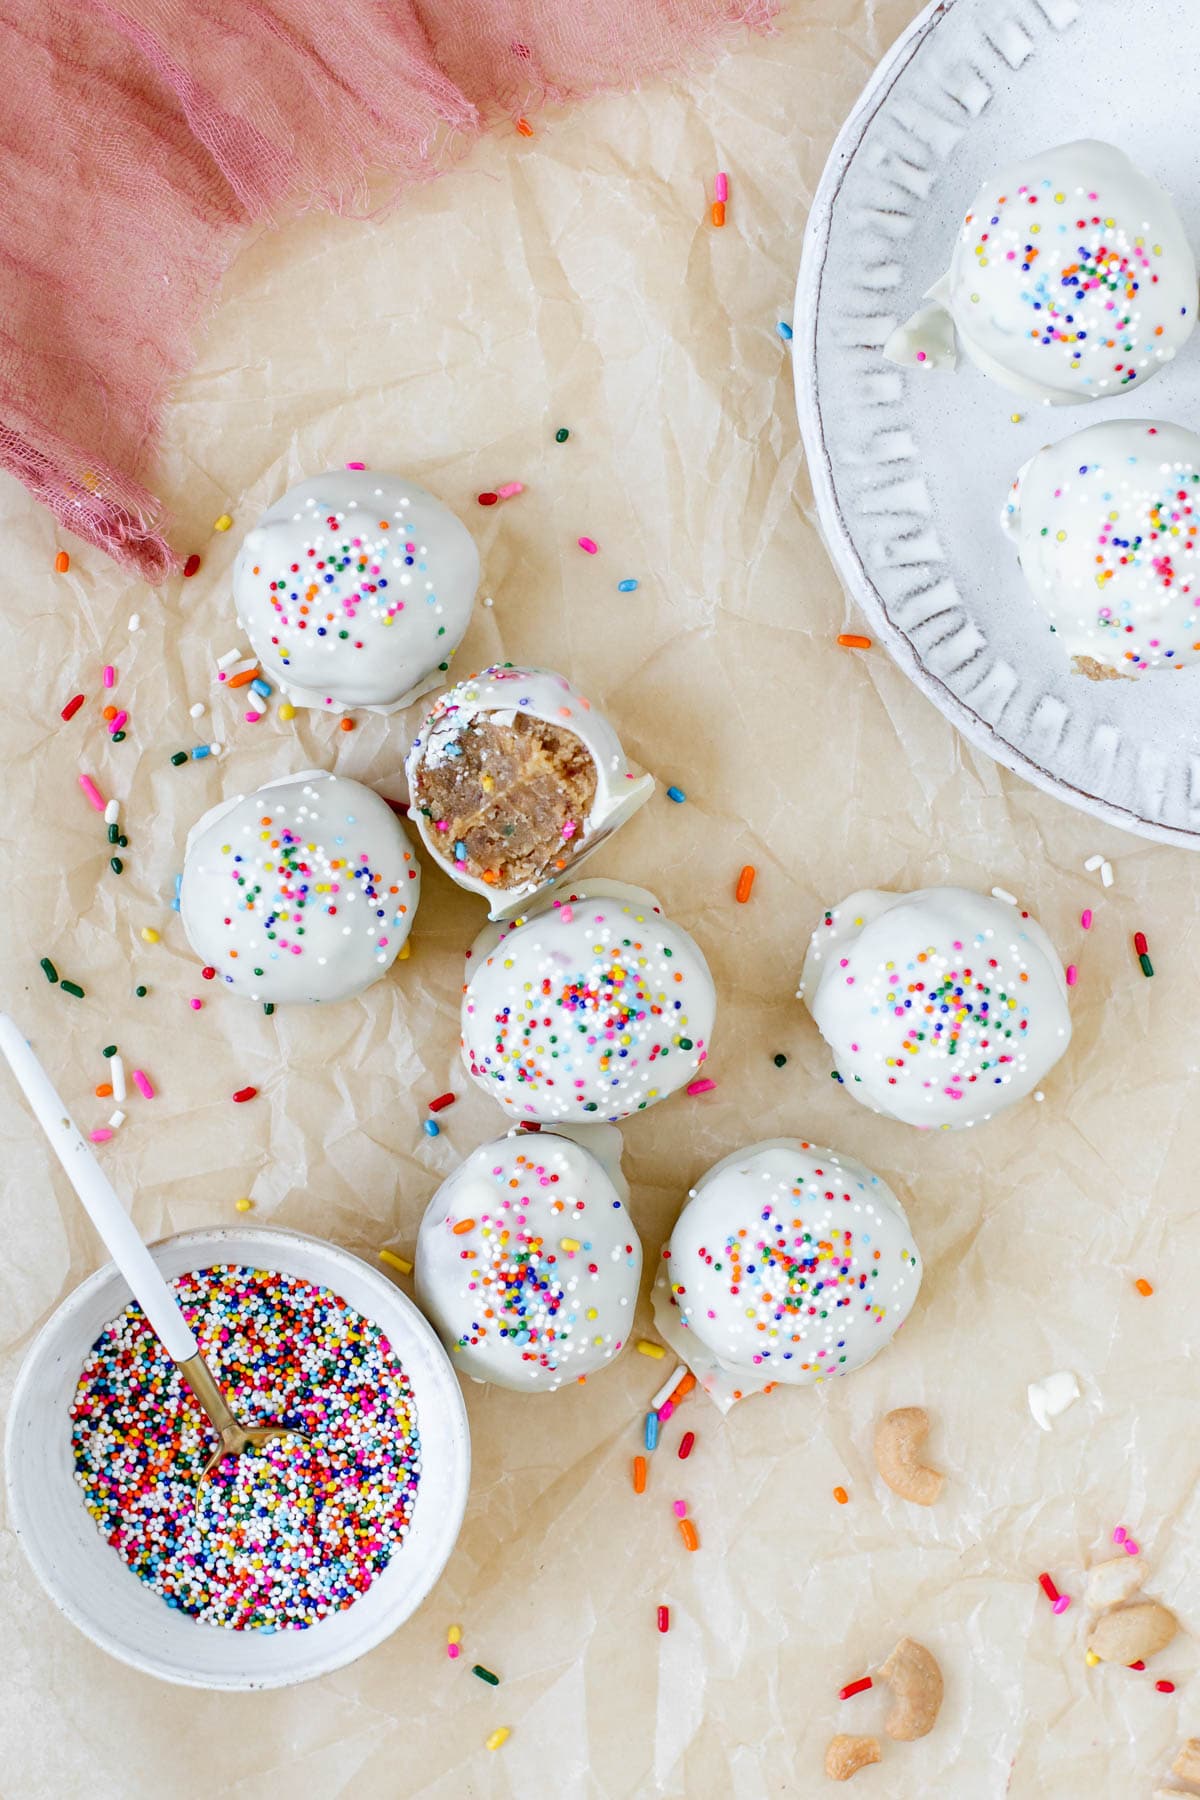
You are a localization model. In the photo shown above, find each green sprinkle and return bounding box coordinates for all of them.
[110,857,123,874]
[170,751,188,766]
[555,427,570,443]
[61,981,85,999]
[678,1037,693,1050]
[773,1053,787,1067]
[1139,951,1154,978]
[108,823,119,844]
[472,1665,500,1686]
[40,957,59,984]
[135,986,148,998]
[112,731,126,742]
[103,1045,117,1058]
[118,834,128,848]
[263,1002,275,1016]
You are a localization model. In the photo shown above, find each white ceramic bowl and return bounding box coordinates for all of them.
[5,1226,470,1689]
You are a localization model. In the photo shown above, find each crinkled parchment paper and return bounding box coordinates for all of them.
[2,3,1199,1795]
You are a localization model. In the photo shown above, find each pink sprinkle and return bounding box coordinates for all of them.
[1124,1539,1140,1556]
[103,665,115,689]
[78,774,106,812]
[714,171,728,203]
[1066,964,1078,986]
[1052,1595,1071,1615]
[132,1069,155,1100]
[1113,1526,1127,1545]
[558,905,574,924]
[496,482,524,499]
[244,710,262,723]
[657,1401,675,1423]
[447,1644,460,1660]
[687,1078,716,1097]
[189,998,202,1010]
[345,460,366,470]
[672,1499,687,1519]
[107,710,128,735]
[578,537,599,555]
[916,350,927,362]
[89,1129,114,1143]
[1081,909,1093,930]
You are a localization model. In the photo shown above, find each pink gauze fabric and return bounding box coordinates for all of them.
[0,0,774,580]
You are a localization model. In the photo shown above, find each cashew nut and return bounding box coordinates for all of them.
[876,1637,944,1741]
[874,1407,944,1506]
[824,1735,881,1782]
[1085,1556,1143,1611]
[1172,1738,1200,1783]
[1088,1601,1177,1665]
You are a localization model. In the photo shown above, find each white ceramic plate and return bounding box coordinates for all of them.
[5,1227,471,1689]
[794,0,1200,846]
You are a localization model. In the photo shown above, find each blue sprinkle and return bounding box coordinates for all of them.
[192,745,210,760]
[666,785,686,804]
[617,578,639,593]
[250,678,272,700]
[455,841,467,861]
[423,1119,440,1138]
[777,319,793,340]
[644,1410,659,1452]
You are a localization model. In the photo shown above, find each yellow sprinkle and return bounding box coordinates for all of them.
[486,1729,510,1753]
[235,1198,253,1213]
[447,1624,462,1645]
[213,513,233,532]
[278,701,296,722]
[560,1237,581,1252]
[1085,1651,1101,1667]
[481,774,494,792]
[140,927,160,944]
[637,1340,665,1359]
[379,1249,413,1275]
[1010,413,1022,423]
[397,941,412,960]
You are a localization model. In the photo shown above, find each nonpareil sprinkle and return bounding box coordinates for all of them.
[70,1265,421,1629]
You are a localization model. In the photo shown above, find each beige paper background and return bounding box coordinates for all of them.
[2,2,1198,1794]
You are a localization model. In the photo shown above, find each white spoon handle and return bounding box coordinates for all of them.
[0,1013,197,1362]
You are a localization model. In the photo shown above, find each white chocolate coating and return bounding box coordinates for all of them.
[1003,418,1200,673]
[651,1139,922,1410]
[405,665,655,917]
[799,887,1071,1130]
[461,879,717,1123]
[232,470,479,712]
[885,141,1197,404]
[180,770,420,1004]
[415,1127,641,1391]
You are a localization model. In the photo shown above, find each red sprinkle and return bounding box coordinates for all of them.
[1156,1679,1176,1693]
[1128,1660,1146,1672]
[232,1086,258,1104]
[61,693,86,721]
[201,966,216,980]
[1038,1572,1060,1604]
[839,1677,874,1701]
[428,1093,456,1113]
[477,492,499,507]
[182,553,201,578]
[678,1431,695,1460]
[1134,931,1149,956]
[656,1605,669,1634]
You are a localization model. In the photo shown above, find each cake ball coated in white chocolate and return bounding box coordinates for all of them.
[415,1126,642,1391]
[799,887,1071,1130]
[180,770,420,1004]
[885,141,1197,405]
[1003,418,1200,674]
[651,1139,922,1409]
[461,880,716,1123]
[233,470,479,712]
[405,665,655,918]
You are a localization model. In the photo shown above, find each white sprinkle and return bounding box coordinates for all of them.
[1034,1091,1045,1103]
[104,799,120,825]
[1084,854,1104,872]
[1100,861,1114,888]
[991,886,1017,906]
[110,1055,127,1105]
[483,595,495,608]
[127,613,140,631]
[209,742,223,757]
[108,1109,126,1129]
[189,702,206,719]
[649,1362,686,1413]
[216,647,243,670]
[1027,1370,1080,1432]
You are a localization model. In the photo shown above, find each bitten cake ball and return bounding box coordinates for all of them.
[799,887,1071,1130]
[232,469,479,712]
[405,665,654,917]
[415,1126,642,1391]
[180,770,420,1004]
[461,880,716,1123]
[885,140,1197,404]
[651,1139,922,1409]
[1003,418,1200,674]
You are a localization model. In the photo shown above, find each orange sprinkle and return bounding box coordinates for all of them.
[735,865,756,904]
[102,705,117,721]
[711,200,725,228]
[452,1218,476,1236]
[837,633,873,650]
[227,667,260,689]
[54,550,70,574]
[667,1371,696,1407]
[1135,1277,1154,1296]
[339,718,355,732]
[95,1083,113,1098]
[515,116,534,137]
[678,1519,700,1552]
[633,1455,647,1494]
[833,1486,849,1505]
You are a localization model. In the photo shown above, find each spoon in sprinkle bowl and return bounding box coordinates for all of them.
[0,1014,304,1500]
